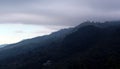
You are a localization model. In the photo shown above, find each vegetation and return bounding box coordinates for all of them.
[0,21,120,69]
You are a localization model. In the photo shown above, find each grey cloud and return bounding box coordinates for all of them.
[15,30,25,34]
[0,0,120,26]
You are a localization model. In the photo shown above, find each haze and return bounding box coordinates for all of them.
[0,0,120,44]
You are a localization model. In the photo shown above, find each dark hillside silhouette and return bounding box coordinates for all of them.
[0,21,120,69]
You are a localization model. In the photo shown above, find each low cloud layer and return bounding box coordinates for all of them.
[0,0,120,26]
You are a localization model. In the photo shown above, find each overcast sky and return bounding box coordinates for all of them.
[0,0,120,44]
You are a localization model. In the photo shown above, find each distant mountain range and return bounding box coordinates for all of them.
[0,21,120,69]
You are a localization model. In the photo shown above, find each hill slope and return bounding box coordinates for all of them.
[0,21,120,69]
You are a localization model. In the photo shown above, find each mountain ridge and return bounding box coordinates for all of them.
[0,21,120,69]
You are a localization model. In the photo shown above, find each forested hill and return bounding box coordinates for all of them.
[0,21,120,69]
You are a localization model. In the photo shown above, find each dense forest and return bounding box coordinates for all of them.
[0,21,120,69]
